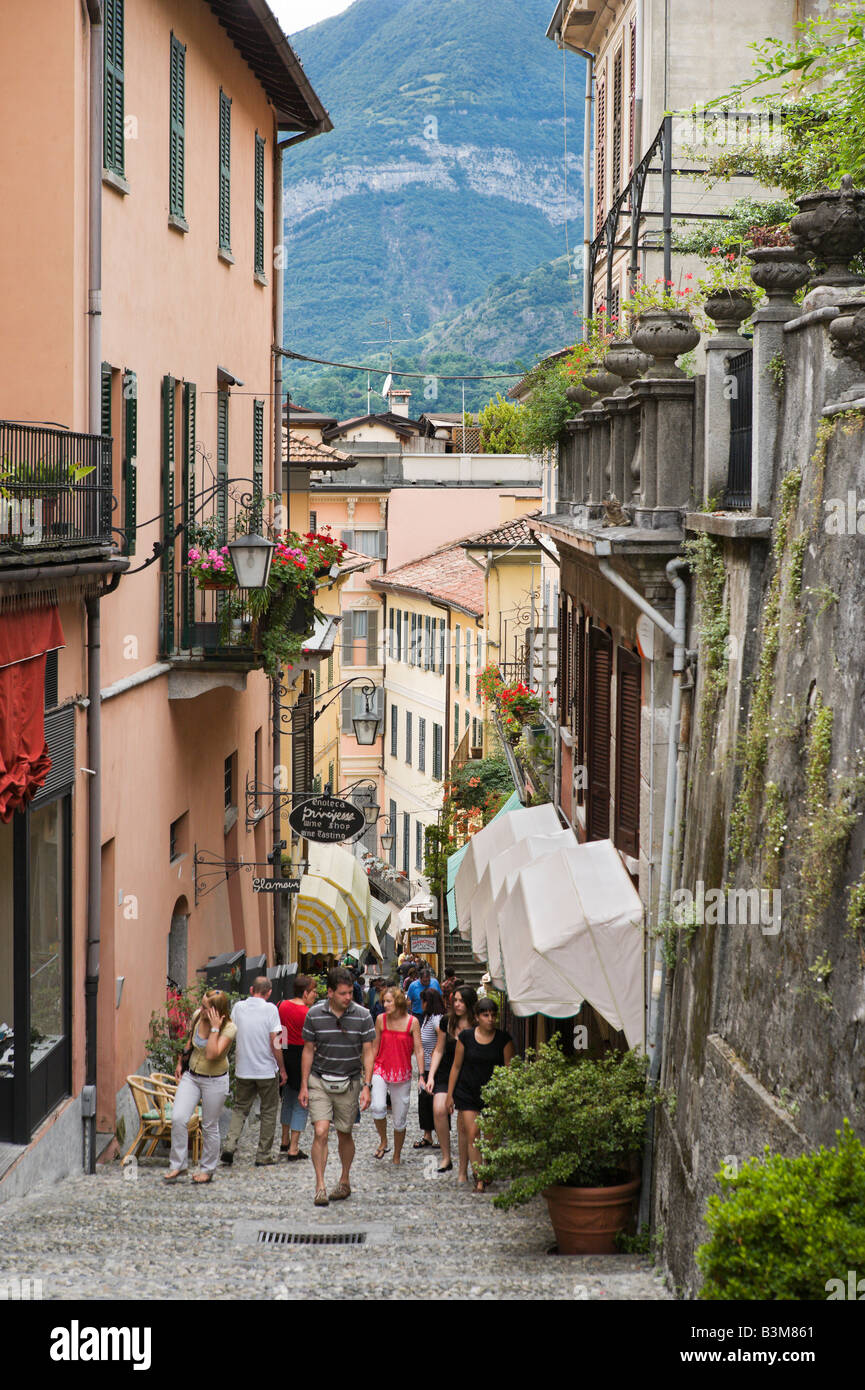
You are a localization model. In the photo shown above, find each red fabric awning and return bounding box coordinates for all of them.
[0,606,65,821]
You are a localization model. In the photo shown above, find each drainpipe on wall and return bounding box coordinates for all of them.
[84,0,104,1177]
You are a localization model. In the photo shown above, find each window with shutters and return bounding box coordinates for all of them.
[454,704,460,746]
[389,800,397,867]
[432,724,443,781]
[180,381,196,643]
[454,625,461,688]
[595,74,607,233]
[465,631,471,696]
[416,820,423,871]
[410,613,418,667]
[343,685,383,735]
[405,711,412,765]
[388,608,395,659]
[615,646,642,857]
[612,48,624,198]
[476,632,482,679]
[557,593,570,728]
[586,626,612,840]
[291,691,314,801]
[309,511,317,533]
[104,0,125,178]
[366,609,379,664]
[395,608,402,662]
[342,610,376,666]
[418,717,426,772]
[390,705,398,758]
[439,619,446,674]
[122,370,137,555]
[254,133,266,276]
[629,19,638,171]
[218,89,232,255]
[424,616,432,670]
[403,813,410,872]
[354,529,385,559]
[169,35,186,224]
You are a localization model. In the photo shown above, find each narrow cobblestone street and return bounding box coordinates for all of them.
[0,1110,669,1301]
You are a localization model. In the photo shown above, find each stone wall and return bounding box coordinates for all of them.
[655,306,865,1293]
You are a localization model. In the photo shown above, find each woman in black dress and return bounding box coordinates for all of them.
[446,996,514,1192]
[425,986,477,1176]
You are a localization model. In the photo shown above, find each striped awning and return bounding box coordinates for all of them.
[307,842,371,943]
[295,875,350,956]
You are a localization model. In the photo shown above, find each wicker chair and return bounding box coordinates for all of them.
[123,1074,202,1163]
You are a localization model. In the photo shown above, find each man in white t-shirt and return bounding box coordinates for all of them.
[220,977,286,1168]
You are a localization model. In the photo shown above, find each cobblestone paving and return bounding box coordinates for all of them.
[0,1110,671,1301]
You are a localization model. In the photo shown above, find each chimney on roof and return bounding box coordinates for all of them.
[387,387,412,418]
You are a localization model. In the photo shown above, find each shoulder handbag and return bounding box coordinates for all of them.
[180,1008,201,1074]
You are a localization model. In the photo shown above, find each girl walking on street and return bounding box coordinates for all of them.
[166,990,236,1184]
[370,987,425,1165]
[446,996,514,1193]
[414,988,445,1150]
[425,986,477,1175]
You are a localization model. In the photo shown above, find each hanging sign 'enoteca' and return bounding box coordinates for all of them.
[288,795,366,844]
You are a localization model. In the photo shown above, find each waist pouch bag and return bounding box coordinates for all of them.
[320,1073,351,1095]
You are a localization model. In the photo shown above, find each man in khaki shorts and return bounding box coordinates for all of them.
[299,966,376,1207]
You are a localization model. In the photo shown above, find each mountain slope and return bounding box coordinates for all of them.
[283,0,584,361]
[285,254,582,418]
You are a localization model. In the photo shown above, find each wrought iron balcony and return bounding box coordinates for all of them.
[0,420,113,558]
[161,569,261,668]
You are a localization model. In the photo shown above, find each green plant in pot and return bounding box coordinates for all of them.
[477,1038,654,1253]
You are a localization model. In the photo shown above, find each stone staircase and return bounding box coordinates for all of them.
[444,929,487,989]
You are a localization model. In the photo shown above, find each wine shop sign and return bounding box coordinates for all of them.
[288,795,366,844]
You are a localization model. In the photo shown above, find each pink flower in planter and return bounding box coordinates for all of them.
[188,547,200,561]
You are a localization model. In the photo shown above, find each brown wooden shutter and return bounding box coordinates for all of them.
[556,593,568,726]
[595,74,607,234]
[291,689,314,800]
[615,646,642,857]
[586,626,612,840]
[575,608,586,802]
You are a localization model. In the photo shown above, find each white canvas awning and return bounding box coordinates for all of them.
[453,803,561,941]
[307,841,371,938]
[498,839,645,1048]
[472,828,578,982]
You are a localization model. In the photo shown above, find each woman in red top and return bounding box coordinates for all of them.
[278,974,318,1159]
[370,986,425,1164]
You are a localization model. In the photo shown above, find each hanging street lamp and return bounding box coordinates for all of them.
[227,532,275,590]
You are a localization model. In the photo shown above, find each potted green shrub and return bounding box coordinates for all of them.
[478,1038,654,1253]
[697,1120,865,1299]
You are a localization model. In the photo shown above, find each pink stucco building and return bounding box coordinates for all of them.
[0,0,329,1193]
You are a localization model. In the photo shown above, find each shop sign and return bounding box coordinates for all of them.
[288,795,366,843]
[410,933,438,955]
[252,877,301,893]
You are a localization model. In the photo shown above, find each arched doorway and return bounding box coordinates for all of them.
[168,897,189,992]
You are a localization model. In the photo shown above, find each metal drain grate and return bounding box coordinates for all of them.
[234,1219,391,1250]
[257,1229,367,1247]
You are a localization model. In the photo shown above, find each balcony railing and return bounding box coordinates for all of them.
[162,569,260,665]
[0,420,112,554]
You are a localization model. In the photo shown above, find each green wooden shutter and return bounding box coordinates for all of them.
[161,376,176,654]
[169,35,186,219]
[104,0,125,176]
[122,370,137,555]
[182,383,196,638]
[366,609,378,665]
[216,392,229,538]
[252,398,264,530]
[100,363,112,437]
[254,133,265,274]
[219,89,232,252]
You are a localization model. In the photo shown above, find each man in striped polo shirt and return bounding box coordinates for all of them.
[299,966,376,1207]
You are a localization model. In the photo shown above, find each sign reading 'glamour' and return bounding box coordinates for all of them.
[288,795,366,844]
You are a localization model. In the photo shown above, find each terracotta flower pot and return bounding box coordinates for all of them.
[543,1174,641,1254]
[631,309,700,378]
[196,577,235,590]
